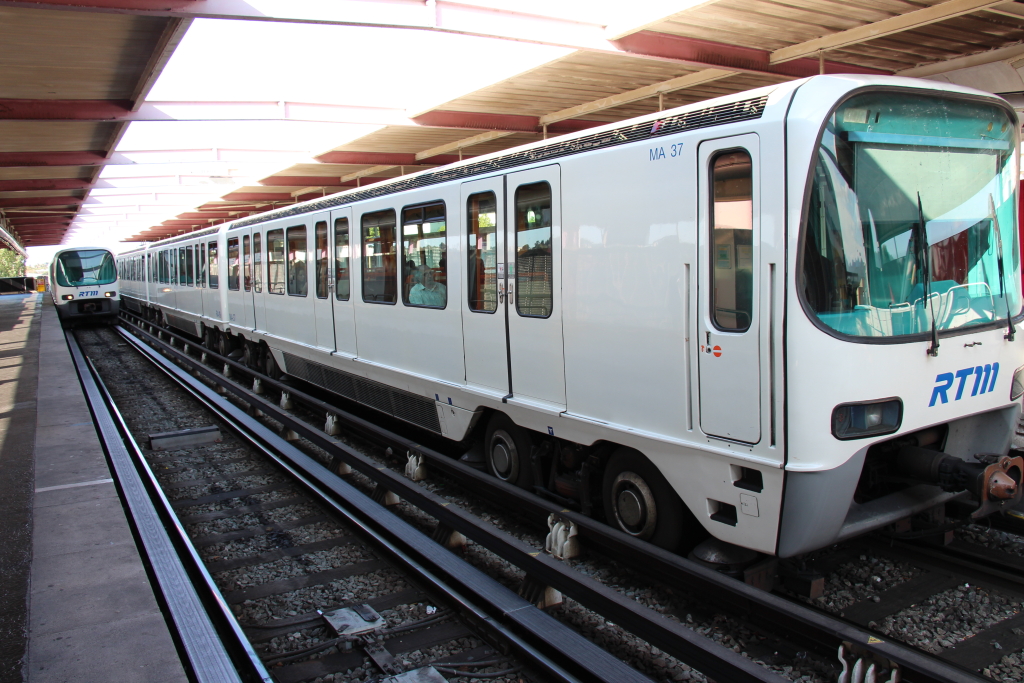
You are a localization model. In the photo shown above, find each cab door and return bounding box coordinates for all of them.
[697,134,761,443]
[329,208,357,357]
[506,165,565,409]
[461,176,508,394]
[224,226,248,328]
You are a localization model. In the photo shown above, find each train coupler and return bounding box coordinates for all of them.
[896,446,1023,518]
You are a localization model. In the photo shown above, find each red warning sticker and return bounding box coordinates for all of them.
[712,346,722,357]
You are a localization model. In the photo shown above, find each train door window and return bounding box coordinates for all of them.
[227,237,240,290]
[362,210,397,304]
[315,221,328,299]
[208,241,219,288]
[710,150,753,332]
[186,246,194,286]
[170,248,177,285]
[401,202,446,308]
[514,182,553,318]
[147,254,151,282]
[199,243,206,287]
[286,226,307,297]
[467,192,497,313]
[253,232,263,293]
[334,218,349,301]
[177,247,186,285]
[243,235,252,291]
[158,251,165,283]
[267,229,285,294]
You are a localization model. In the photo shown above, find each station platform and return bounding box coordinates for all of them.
[0,293,187,682]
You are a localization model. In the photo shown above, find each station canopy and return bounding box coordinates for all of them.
[3,0,1024,257]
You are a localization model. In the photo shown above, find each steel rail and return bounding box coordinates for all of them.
[118,310,991,683]
[112,323,663,683]
[65,329,266,683]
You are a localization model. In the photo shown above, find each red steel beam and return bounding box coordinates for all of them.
[259,176,354,187]
[0,196,84,207]
[220,192,296,201]
[0,99,131,120]
[0,151,107,167]
[315,151,463,165]
[0,178,91,191]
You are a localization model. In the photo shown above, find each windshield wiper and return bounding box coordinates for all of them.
[988,193,1016,342]
[916,192,940,356]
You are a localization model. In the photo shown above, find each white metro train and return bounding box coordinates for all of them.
[119,75,1024,560]
[50,246,120,326]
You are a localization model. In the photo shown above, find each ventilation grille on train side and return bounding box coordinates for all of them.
[164,313,198,336]
[282,352,441,433]
[231,95,769,230]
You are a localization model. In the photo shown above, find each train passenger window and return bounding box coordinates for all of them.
[227,237,240,290]
[334,218,349,301]
[199,243,206,287]
[268,229,284,294]
[286,226,307,297]
[467,192,497,313]
[710,150,753,333]
[401,202,446,308]
[514,182,553,318]
[208,241,219,289]
[362,210,397,304]
[243,235,251,292]
[315,221,328,299]
[253,232,262,293]
[186,246,194,286]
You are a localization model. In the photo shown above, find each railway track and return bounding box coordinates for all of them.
[74,325,656,683]
[102,310,1016,683]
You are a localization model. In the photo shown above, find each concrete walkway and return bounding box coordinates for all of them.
[0,293,186,682]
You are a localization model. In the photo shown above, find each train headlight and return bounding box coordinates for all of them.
[61,294,73,301]
[104,291,114,297]
[1011,365,1024,401]
[831,398,902,440]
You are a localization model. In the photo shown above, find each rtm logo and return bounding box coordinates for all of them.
[929,363,999,407]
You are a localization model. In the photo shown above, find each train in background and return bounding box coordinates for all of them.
[118,74,1024,563]
[50,247,119,326]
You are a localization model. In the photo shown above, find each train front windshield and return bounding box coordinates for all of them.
[55,250,116,288]
[800,92,1021,339]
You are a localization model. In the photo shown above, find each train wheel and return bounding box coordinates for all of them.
[242,341,258,369]
[484,413,534,490]
[264,347,282,380]
[217,330,233,357]
[602,448,684,551]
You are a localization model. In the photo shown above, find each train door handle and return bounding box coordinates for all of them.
[498,281,505,304]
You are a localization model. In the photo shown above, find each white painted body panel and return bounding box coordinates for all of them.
[121,76,1024,556]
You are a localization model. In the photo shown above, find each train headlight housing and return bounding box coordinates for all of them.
[104,291,114,297]
[831,398,902,440]
[1011,365,1024,401]
[61,294,73,301]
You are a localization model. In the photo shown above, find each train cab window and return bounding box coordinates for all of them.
[186,246,194,286]
[286,226,307,297]
[253,232,263,293]
[315,221,328,299]
[514,182,553,318]
[227,237,240,290]
[467,192,498,313]
[268,229,285,294]
[362,210,397,304]
[710,150,753,332]
[208,241,219,288]
[334,218,350,301]
[401,202,446,308]
[243,235,252,292]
